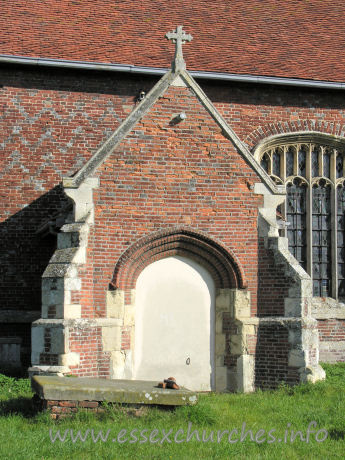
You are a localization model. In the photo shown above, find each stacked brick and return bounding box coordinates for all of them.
[34,398,104,420]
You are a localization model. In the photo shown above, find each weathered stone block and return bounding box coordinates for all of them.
[215,333,226,355]
[288,349,305,368]
[102,326,122,351]
[31,376,198,406]
[215,366,227,392]
[107,290,125,319]
[215,289,232,312]
[64,304,82,319]
[215,312,223,334]
[233,289,251,318]
[300,365,326,383]
[124,306,135,326]
[110,350,125,379]
[237,355,255,393]
[59,352,80,367]
[42,278,64,307]
[229,334,243,355]
[64,277,81,291]
[31,325,45,364]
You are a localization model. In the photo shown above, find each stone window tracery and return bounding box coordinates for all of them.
[255,134,345,300]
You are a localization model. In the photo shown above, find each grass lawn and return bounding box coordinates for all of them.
[0,364,344,459]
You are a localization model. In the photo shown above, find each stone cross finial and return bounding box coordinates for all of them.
[165,25,193,72]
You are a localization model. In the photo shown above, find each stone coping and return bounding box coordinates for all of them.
[32,376,198,406]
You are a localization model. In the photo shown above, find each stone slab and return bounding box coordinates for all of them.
[32,376,198,406]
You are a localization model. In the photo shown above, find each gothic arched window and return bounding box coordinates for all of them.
[255,134,345,300]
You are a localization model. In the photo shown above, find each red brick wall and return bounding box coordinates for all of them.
[206,80,345,149]
[69,325,110,378]
[70,83,298,377]
[318,319,345,342]
[257,240,292,317]
[0,65,150,315]
[87,84,263,321]
[0,65,155,365]
[318,319,345,362]
[254,325,297,389]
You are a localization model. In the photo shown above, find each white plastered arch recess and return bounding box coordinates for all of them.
[133,256,215,391]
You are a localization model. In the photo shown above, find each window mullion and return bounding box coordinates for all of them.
[331,149,337,299]
[332,185,338,299]
[307,185,313,278]
[268,150,273,176]
[306,144,312,278]
[282,146,286,181]
[282,146,287,238]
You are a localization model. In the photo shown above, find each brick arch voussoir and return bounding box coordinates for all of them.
[128,248,225,291]
[245,121,345,150]
[111,227,246,292]
[125,241,230,289]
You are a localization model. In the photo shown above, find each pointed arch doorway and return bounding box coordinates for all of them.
[133,256,215,391]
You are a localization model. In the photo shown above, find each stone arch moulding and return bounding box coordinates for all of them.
[110,226,246,294]
[106,227,251,392]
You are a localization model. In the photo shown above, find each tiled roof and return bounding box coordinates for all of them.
[1,0,345,82]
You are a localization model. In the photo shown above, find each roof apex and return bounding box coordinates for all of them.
[63,68,283,195]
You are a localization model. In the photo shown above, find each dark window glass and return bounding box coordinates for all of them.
[286,147,294,177]
[312,183,332,296]
[261,153,269,173]
[312,146,319,177]
[287,179,307,270]
[323,149,331,178]
[337,185,345,298]
[298,146,307,177]
[336,152,343,179]
[273,148,281,177]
